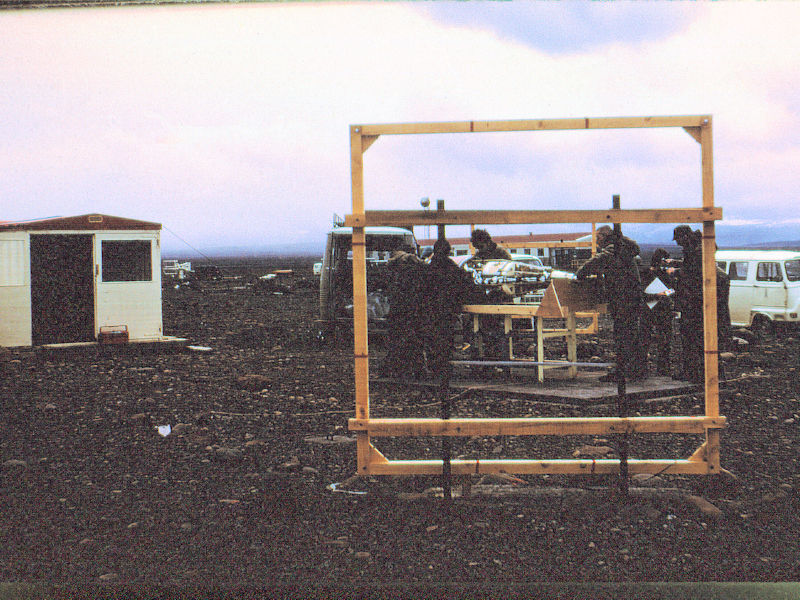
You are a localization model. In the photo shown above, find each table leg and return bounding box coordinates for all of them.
[566,311,577,378]
[473,314,483,357]
[536,315,544,383]
[505,315,513,360]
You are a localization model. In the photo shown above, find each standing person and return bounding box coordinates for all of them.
[418,239,477,376]
[379,249,425,378]
[671,228,733,381]
[576,225,647,382]
[642,248,675,377]
[468,228,512,262]
[716,261,732,353]
[671,225,704,383]
[466,229,512,359]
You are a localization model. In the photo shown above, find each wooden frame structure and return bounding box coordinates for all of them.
[346,115,726,477]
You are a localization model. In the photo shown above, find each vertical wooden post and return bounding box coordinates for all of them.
[590,222,599,334]
[700,117,721,472]
[350,126,371,473]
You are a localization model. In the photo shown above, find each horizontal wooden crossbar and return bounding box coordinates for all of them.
[365,458,714,476]
[349,416,726,437]
[353,115,709,136]
[344,208,721,228]
[451,360,613,368]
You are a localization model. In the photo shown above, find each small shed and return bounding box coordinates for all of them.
[0,214,164,347]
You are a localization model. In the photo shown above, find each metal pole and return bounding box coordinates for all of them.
[612,194,629,495]
[434,198,453,501]
[617,377,629,496]
[439,365,452,502]
[436,199,445,240]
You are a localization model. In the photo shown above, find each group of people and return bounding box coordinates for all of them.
[379,228,516,379]
[379,237,477,379]
[576,224,731,384]
[380,223,731,385]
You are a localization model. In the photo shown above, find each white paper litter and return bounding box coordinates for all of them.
[645,277,674,309]
[157,425,172,437]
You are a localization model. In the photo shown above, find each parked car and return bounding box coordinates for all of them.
[715,249,800,332]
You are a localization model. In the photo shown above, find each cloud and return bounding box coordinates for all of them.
[0,3,798,251]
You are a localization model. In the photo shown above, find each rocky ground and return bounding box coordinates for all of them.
[1,257,799,595]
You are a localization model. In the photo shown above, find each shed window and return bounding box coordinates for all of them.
[102,240,152,282]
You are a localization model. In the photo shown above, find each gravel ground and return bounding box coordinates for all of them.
[1,257,799,594]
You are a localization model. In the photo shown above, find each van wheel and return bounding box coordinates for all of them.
[751,314,775,340]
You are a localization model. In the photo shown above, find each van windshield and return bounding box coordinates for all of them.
[785,260,800,282]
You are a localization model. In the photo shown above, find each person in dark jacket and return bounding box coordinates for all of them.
[418,239,477,376]
[465,229,512,359]
[717,265,732,353]
[379,250,425,378]
[671,227,733,382]
[642,248,675,376]
[469,228,512,261]
[576,226,647,382]
[671,225,704,383]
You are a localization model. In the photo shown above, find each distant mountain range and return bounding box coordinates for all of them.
[162,222,800,259]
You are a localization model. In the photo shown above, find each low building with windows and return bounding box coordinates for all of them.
[417,231,593,269]
[0,214,164,347]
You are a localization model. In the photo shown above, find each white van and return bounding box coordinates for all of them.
[715,250,800,330]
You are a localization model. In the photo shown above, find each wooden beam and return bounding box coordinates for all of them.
[344,208,722,228]
[349,416,726,437]
[683,127,702,143]
[354,115,710,136]
[364,458,715,476]
[700,118,720,420]
[350,127,369,421]
[361,134,379,152]
[463,304,540,316]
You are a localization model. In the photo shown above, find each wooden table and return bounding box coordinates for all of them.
[461,303,601,382]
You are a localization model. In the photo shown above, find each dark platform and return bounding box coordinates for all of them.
[374,370,703,403]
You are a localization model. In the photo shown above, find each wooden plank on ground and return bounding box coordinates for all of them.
[349,416,726,437]
[364,458,714,476]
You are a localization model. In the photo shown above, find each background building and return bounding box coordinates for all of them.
[417,231,593,269]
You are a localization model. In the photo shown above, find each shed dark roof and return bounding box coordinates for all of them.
[0,214,161,232]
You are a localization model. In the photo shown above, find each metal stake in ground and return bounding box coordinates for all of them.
[439,362,453,501]
[612,194,630,496]
[435,200,453,501]
[617,375,629,496]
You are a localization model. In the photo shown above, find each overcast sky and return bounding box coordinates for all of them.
[2,2,799,255]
